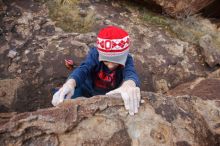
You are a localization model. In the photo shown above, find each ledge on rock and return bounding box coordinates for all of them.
[0,92,220,146]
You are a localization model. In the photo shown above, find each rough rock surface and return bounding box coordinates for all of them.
[0,0,215,112]
[0,78,23,112]
[167,69,220,100]
[148,0,214,17]
[199,35,220,67]
[0,1,220,146]
[0,92,220,146]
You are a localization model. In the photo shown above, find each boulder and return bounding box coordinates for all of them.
[199,35,220,67]
[149,0,214,18]
[0,92,220,146]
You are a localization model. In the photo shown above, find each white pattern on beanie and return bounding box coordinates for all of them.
[97,26,130,66]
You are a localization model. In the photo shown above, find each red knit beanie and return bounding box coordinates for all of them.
[97,26,130,66]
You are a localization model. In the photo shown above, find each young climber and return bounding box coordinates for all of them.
[52,26,141,115]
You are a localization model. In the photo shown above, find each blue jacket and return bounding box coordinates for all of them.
[69,48,140,96]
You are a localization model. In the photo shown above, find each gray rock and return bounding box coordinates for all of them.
[199,34,220,67]
[7,50,17,58]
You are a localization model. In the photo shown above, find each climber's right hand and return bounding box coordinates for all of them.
[52,79,76,106]
[106,80,141,116]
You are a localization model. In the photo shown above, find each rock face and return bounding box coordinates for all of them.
[0,92,220,146]
[0,78,23,112]
[1,0,215,112]
[0,0,93,112]
[167,69,220,100]
[148,0,214,17]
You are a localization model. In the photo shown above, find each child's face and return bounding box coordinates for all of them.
[103,61,120,71]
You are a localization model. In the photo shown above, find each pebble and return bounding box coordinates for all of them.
[24,49,30,55]
[95,14,103,21]
[15,56,21,61]
[79,9,87,17]
[55,27,63,32]
[17,69,22,74]
[7,50,17,58]
[103,19,111,25]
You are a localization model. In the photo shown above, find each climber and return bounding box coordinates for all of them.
[52,26,141,115]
